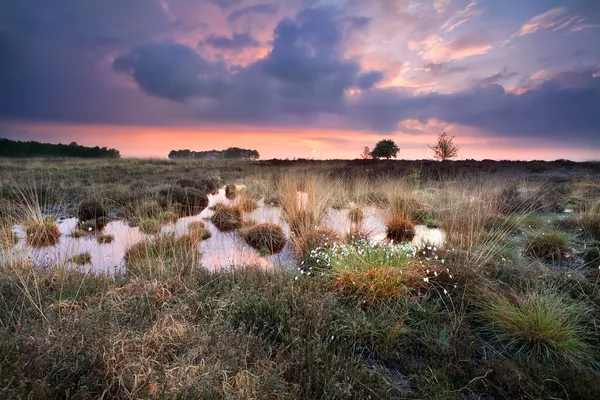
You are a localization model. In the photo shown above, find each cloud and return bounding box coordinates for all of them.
[410,31,493,63]
[200,32,260,49]
[114,42,229,101]
[440,0,481,32]
[420,61,469,76]
[209,0,241,9]
[226,3,279,24]
[476,68,518,85]
[348,69,600,144]
[518,7,572,36]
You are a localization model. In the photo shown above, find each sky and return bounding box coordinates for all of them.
[0,0,599,160]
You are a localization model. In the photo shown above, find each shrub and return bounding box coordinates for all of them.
[177,177,221,195]
[524,230,571,260]
[157,186,209,216]
[69,252,92,266]
[242,223,287,255]
[479,285,595,365]
[25,217,61,247]
[385,212,416,242]
[124,234,198,279]
[225,184,237,200]
[348,207,364,225]
[188,221,212,241]
[77,199,106,221]
[210,204,243,232]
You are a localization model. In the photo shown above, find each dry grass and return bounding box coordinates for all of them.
[24,217,61,247]
[234,193,259,213]
[385,212,416,242]
[225,183,238,200]
[348,207,364,225]
[68,252,92,266]
[96,233,115,244]
[124,234,199,279]
[188,221,212,241]
[294,227,342,259]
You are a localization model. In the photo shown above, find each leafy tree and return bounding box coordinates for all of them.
[168,147,259,160]
[429,132,459,161]
[360,146,371,159]
[371,139,399,159]
[0,138,120,158]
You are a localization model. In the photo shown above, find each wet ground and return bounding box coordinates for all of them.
[4,187,446,274]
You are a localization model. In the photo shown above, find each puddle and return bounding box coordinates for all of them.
[3,188,445,274]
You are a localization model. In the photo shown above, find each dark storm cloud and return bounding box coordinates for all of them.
[226,3,279,24]
[349,69,600,143]
[200,32,260,49]
[113,42,229,101]
[209,0,241,9]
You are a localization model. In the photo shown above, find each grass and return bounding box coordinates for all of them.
[225,183,237,200]
[241,222,287,255]
[124,233,199,279]
[1,159,600,399]
[188,220,212,241]
[348,207,364,225]
[24,217,61,247]
[138,217,163,235]
[96,233,115,244]
[0,225,18,249]
[478,284,595,366]
[385,212,416,242]
[524,230,571,260]
[68,252,92,265]
[210,203,243,231]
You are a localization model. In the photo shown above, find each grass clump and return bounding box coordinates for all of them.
[96,233,114,244]
[0,226,18,249]
[225,183,237,200]
[294,227,341,260]
[581,212,600,240]
[479,284,595,365]
[158,186,209,216]
[77,198,106,221]
[234,195,259,213]
[24,217,61,247]
[310,239,426,304]
[385,212,416,242]
[241,223,287,255]
[68,252,92,266]
[138,217,163,235]
[188,221,212,241]
[124,233,199,279]
[348,207,364,225]
[524,230,571,260]
[210,203,243,232]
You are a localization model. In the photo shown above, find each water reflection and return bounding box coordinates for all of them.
[4,188,445,273]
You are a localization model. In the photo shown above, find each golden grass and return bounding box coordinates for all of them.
[188,221,212,242]
[24,217,61,247]
[385,212,416,242]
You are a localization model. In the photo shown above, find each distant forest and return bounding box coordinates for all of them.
[168,147,260,160]
[0,138,121,158]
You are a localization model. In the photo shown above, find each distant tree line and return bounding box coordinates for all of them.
[168,147,260,160]
[0,138,120,158]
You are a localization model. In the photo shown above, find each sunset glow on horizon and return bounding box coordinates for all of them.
[1,0,599,160]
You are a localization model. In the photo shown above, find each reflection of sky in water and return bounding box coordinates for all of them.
[4,187,445,274]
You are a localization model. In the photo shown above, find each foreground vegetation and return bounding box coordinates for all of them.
[0,157,599,399]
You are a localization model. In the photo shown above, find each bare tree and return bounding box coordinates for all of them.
[429,132,459,161]
[360,146,372,159]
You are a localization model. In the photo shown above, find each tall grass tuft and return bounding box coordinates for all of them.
[479,284,595,365]
[24,217,61,247]
[524,230,571,260]
[124,233,199,279]
[241,223,287,255]
[384,212,416,242]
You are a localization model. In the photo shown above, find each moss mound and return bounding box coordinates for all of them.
[242,223,287,255]
[77,199,106,222]
[210,204,243,232]
[158,186,209,216]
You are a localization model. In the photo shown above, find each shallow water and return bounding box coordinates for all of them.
[4,188,445,274]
